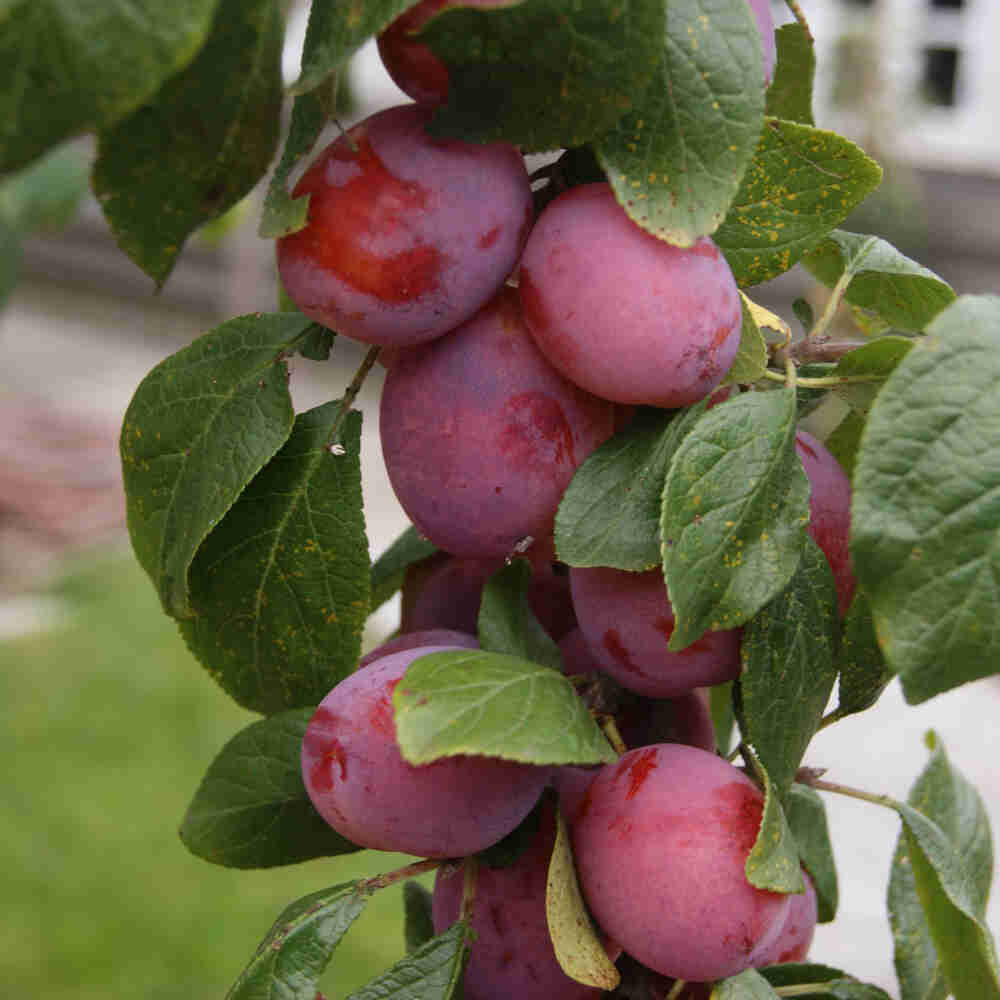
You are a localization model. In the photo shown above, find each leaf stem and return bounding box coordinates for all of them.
[761,368,885,388]
[808,267,853,341]
[783,0,814,43]
[773,986,834,997]
[817,707,847,732]
[326,344,381,448]
[807,777,900,811]
[360,857,441,894]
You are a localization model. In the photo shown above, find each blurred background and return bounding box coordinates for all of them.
[2,1,998,997]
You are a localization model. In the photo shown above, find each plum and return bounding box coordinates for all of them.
[380,288,616,558]
[571,744,791,981]
[433,800,604,1000]
[277,103,531,347]
[569,566,742,698]
[519,184,741,408]
[301,646,548,857]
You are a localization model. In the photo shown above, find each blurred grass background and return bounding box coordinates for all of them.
[0,550,420,1000]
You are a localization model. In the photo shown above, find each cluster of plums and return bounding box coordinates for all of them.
[284,2,850,996]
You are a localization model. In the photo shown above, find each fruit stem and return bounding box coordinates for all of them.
[807,777,900,811]
[326,344,382,449]
[665,978,688,1000]
[360,857,441,894]
[460,857,479,922]
[600,715,628,756]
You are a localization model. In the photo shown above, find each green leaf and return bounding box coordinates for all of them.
[393,649,617,766]
[422,0,665,152]
[297,324,335,362]
[828,336,915,414]
[293,0,413,96]
[889,732,995,1000]
[851,295,1000,702]
[714,119,883,288]
[478,561,562,672]
[765,23,816,125]
[739,538,839,796]
[0,141,88,233]
[0,0,219,174]
[785,784,839,923]
[179,708,360,868]
[661,388,810,648]
[720,299,768,386]
[259,88,330,239]
[836,591,893,717]
[802,231,956,332]
[370,526,438,613]
[556,403,706,571]
[709,679,735,756]
[227,882,369,1000]
[824,410,865,481]
[92,0,282,286]
[546,807,621,991]
[403,882,435,956]
[179,401,370,714]
[760,964,892,999]
[894,800,1000,1000]
[743,747,805,894]
[121,312,311,619]
[712,968,781,999]
[345,922,469,1000]
[595,0,765,246]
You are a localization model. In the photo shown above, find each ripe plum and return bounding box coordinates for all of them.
[519,184,741,408]
[571,744,791,981]
[380,288,616,558]
[796,430,856,615]
[747,0,776,83]
[357,628,478,669]
[301,646,548,857]
[277,104,531,347]
[432,801,605,1000]
[377,0,501,105]
[401,548,576,640]
[750,868,818,967]
[569,566,742,698]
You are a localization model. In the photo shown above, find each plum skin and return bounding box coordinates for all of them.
[569,566,742,698]
[519,183,742,408]
[796,430,856,615]
[277,103,532,348]
[432,801,604,1000]
[571,744,791,982]
[301,646,548,858]
[380,288,616,558]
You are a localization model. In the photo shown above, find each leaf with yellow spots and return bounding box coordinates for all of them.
[180,400,370,714]
[719,296,769,386]
[739,538,839,797]
[714,118,882,287]
[661,387,809,649]
[421,0,665,151]
[595,0,765,246]
[121,312,313,620]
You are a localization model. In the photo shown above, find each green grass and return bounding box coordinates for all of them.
[0,552,421,1000]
